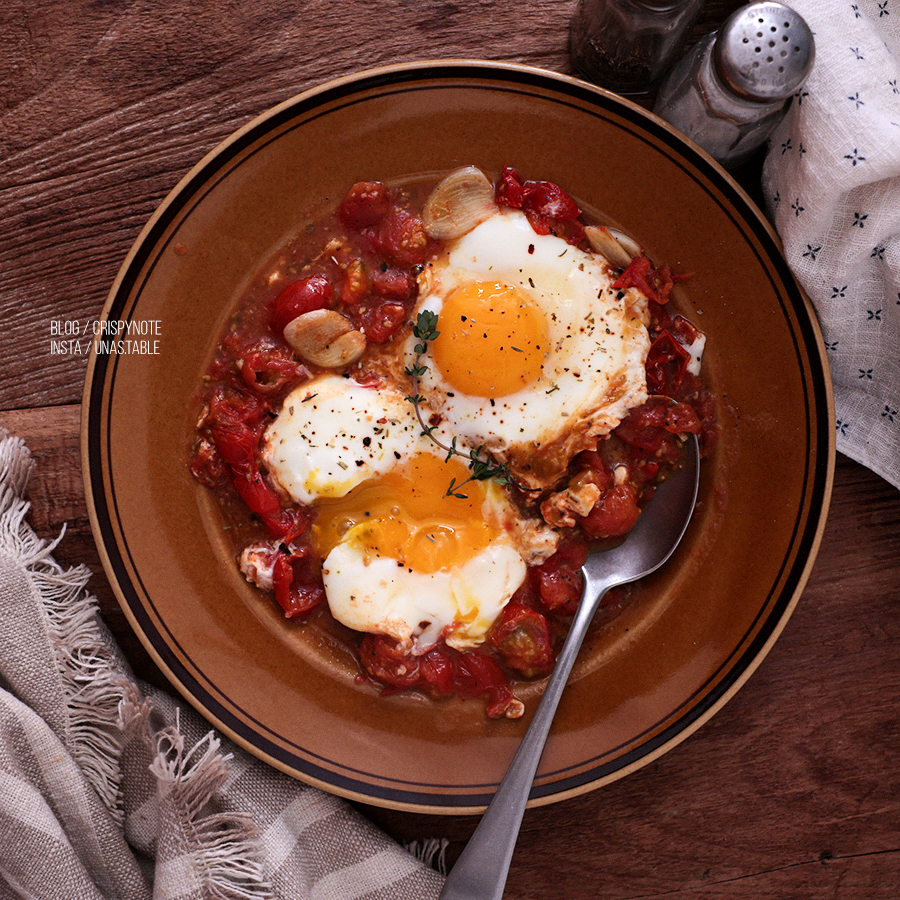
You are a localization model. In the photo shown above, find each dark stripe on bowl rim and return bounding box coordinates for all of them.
[84,61,834,811]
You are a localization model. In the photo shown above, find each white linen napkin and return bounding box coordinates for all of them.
[0,429,445,900]
[761,0,900,490]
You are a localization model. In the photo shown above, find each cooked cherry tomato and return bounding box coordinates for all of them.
[358,634,422,690]
[650,300,703,348]
[495,166,527,207]
[351,300,406,344]
[206,389,268,476]
[340,258,369,306]
[359,637,520,718]
[646,329,692,395]
[489,601,554,677]
[373,208,430,266]
[339,181,393,229]
[269,274,333,335]
[613,255,689,304]
[239,343,309,395]
[189,166,720,722]
[535,539,589,617]
[204,386,303,539]
[495,166,585,245]
[570,449,614,494]
[371,266,416,301]
[189,438,227,488]
[342,263,416,342]
[578,482,641,539]
[670,370,719,457]
[664,401,702,435]
[272,548,325,619]
[613,397,683,464]
[419,645,520,719]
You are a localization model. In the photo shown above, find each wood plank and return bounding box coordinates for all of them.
[362,456,900,893]
[0,0,573,410]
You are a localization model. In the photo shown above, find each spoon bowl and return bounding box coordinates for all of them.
[440,434,700,900]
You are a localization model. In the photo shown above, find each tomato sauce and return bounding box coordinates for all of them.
[189,167,718,718]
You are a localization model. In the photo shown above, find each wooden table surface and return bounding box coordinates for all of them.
[2,2,899,897]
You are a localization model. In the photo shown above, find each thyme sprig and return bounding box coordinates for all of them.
[405,310,516,498]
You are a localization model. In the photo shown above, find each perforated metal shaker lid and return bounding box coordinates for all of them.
[713,3,815,102]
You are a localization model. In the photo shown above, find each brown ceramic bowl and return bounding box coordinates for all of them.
[82,61,834,813]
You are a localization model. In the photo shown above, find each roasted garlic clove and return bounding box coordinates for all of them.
[422,165,498,240]
[585,225,642,269]
[283,309,366,368]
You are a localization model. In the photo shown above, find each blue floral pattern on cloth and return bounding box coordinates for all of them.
[762,0,900,489]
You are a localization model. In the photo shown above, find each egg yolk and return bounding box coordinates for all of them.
[432,281,549,397]
[311,452,502,574]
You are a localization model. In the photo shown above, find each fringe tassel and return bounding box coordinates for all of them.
[404,837,449,875]
[149,715,273,899]
[0,429,134,823]
[0,429,271,897]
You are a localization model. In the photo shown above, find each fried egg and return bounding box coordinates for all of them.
[262,375,556,653]
[313,452,538,652]
[409,208,650,488]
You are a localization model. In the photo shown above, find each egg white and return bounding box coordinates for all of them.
[315,472,554,653]
[409,209,651,488]
[322,537,526,653]
[262,374,430,504]
[258,204,652,658]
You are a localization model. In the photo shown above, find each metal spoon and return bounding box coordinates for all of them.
[439,434,700,900]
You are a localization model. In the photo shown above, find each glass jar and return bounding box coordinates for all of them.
[570,0,706,96]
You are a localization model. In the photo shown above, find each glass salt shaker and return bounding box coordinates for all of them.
[569,0,706,96]
[653,2,815,168]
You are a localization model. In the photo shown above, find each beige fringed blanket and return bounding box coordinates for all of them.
[0,429,445,899]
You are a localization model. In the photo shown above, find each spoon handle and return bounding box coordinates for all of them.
[438,576,614,900]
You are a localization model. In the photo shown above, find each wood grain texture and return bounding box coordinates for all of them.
[0,0,573,410]
[363,453,900,897]
[2,1,899,896]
